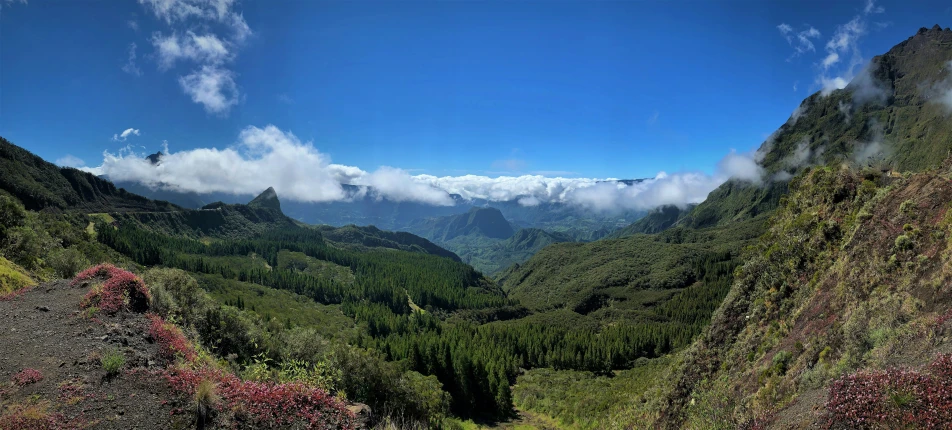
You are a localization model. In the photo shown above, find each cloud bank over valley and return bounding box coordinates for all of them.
[84,125,765,212]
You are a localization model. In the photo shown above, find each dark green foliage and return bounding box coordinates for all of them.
[512,358,669,429]
[499,218,761,315]
[407,207,515,242]
[434,227,574,275]
[608,205,687,238]
[315,224,461,261]
[0,137,178,213]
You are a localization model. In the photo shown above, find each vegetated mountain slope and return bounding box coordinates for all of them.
[0,137,178,213]
[501,26,952,428]
[408,207,515,242]
[498,217,766,316]
[608,205,687,238]
[442,227,574,275]
[620,166,952,428]
[406,208,578,274]
[314,224,462,261]
[247,186,282,211]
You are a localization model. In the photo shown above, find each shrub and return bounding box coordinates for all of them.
[164,366,356,429]
[148,313,196,363]
[894,234,914,251]
[46,247,89,279]
[72,263,123,285]
[77,264,150,314]
[11,368,43,386]
[101,349,126,376]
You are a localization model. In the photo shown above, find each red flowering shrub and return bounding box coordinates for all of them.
[824,353,952,429]
[11,368,43,386]
[164,366,356,429]
[0,404,79,430]
[71,263,123,286]
[76,264,150,314]
[148,313,196,363]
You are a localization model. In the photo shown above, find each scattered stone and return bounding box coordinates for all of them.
[35,305,50,312]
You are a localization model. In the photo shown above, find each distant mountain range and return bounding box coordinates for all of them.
[404,207,574,274]
[110,174,646,241]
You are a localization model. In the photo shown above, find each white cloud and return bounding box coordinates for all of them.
[815,0,884,96]
[138,0,250,116]
[55,155,86,168]
[178,66,240,115]
[152,32,230,70]
[778,23,821,60]
[112,128,141,142]
[864,0,884,14]
[87,125,768,212]
[820,76,850,96]
[127,20,139,31]
[122,43,142,76]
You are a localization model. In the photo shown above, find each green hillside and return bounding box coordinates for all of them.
[408,207,515,242]
[0,137,178,213]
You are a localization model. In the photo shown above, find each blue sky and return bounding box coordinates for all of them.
[0,0,948,206]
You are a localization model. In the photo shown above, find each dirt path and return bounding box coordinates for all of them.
[0,280,189,429]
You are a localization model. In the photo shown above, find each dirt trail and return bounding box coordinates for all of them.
[0,280,189,429]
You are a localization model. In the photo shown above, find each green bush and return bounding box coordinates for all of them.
[101,348,126,376]
[894,234,914,251]
[47,247,90,278]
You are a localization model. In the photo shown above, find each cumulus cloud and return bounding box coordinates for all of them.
[138,0,250,39]
[777,23,821,60]
[122,43,142,76]
[85,125,768,212]
[112,128,141,142]
[179,66,240,115]
[138,0,250,116]
[55,155,86,168]
[152,31,231,69]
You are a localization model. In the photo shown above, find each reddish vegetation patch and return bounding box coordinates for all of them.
[75,264,150,314]
[164,366,356,429]
[147,314,196,363]
[0,286,33,302]
[824,353,952,429]
[0,404,82,430]
[11,368,43,386]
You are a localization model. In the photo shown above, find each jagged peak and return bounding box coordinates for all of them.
[248,186,281,212]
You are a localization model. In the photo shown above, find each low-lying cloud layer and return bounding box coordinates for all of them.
[84,125,765,212]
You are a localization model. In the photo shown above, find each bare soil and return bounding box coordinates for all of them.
[0,279,190,429]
